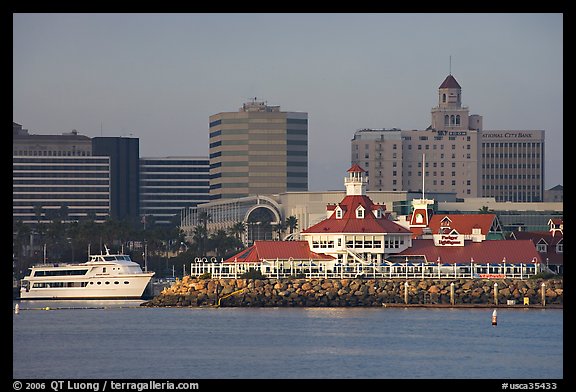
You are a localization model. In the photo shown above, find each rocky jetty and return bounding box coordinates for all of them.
[141,276,563,307]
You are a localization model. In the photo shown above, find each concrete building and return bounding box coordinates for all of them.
[13,123,110,223]
[544,184,563,202]
[208,98,308,200]
[351,74,545,202]
[92,137,140,222]
[481,130,545,202]
[13,155,111,224]
[139,156,210,226]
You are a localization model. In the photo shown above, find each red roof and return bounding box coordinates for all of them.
[508,231,563,266]
[347,164,366,173]
[396,239,541,264]
[410,214,498,238]
[224,241,334,263]
[303,195,412,234]
[439,74,461,89]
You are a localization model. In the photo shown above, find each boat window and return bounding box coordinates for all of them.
[104,256,115,261]
[34,269,88,277]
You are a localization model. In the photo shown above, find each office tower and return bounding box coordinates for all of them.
[209,99,308,200]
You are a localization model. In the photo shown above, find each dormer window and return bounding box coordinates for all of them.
[356,206,365,219]
[335,208,343,219]
[536,240,547,253]
[472,227,481,235]
[374,208,381,218]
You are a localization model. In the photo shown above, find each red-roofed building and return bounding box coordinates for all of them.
[188,166,549,280]
[301,165,413,264]
[408,213,505,240]
[224,241,334,263]
[392,239,540,265]
[507,218,563,274]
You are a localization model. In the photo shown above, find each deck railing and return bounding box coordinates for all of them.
[188,261,543,280]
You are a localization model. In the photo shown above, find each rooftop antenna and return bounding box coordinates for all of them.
[449,55,452,75]
[100,121,103,137]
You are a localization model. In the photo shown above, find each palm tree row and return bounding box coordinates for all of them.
[13,214,299,279]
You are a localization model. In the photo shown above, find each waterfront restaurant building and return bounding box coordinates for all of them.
[191,165,543,279]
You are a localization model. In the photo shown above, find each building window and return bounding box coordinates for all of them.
[536,243,547,252]
[356,207,364,219]
[455,115,461,125]
[442,94,447,103]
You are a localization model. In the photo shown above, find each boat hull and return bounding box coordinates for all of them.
[19,274,155,300]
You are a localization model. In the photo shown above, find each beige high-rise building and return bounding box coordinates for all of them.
[351,74,545,201]
[209,99,308,200]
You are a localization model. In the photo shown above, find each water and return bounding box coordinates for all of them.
[13,300,563,380]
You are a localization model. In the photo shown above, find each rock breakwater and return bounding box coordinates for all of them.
[141,276,563,307]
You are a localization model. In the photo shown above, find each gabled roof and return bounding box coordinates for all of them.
[397,239,540,264]
[224,241,334,263]
[439,74,461,89]
[302,195,412,235]
[410,214,499,238]
[508,230,563,247]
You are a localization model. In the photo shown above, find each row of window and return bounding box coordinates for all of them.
[482,153,541,158]
[482,185,541,190]
[482,174,541,179]
[14,186,110,192]
[31,280,132,288]
[14,180,110,185]
[483,164,541,168]
[14,150,92,157]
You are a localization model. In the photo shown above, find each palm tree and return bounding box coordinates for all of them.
[286,215,298,234]
[209,229,234,259]
[228,221,246,246]
[192,224,209,256]
[275,221,287,240]
[479,206,491,214]
[198,211,211,230]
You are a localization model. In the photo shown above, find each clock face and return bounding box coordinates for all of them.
[415,213,423,224]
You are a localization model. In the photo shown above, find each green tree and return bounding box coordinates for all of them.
[286,215,298,234]
[192,224,208,256]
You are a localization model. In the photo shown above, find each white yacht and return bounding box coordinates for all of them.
[19,247,155,299]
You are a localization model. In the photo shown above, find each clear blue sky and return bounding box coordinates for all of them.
[13,13,563,191]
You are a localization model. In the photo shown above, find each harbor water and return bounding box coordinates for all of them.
[13,300,562,380]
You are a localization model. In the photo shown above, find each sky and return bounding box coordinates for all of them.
[13,13,563,191]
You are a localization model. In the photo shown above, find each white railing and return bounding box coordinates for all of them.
[188,261,542,280]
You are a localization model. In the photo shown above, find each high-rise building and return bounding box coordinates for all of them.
[480,130,545,202]
[139,156,210,226]
[13,124,110,223]
[208,99,308,200]
[351,74,544,201]
[92,137,140,221]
